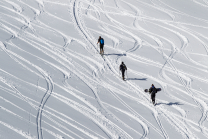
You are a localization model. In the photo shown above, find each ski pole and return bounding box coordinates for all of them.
[97,44,100,54]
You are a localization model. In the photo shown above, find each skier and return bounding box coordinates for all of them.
[97,36,104,54]
[149,84,157,105]
[119,62,127,80]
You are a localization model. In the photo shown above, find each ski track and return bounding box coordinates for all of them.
[0,0,208,139]
[0,82,106,139]
[70,0,134,138]
[84,0,208,138]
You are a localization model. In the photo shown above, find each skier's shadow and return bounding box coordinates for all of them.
[156,102,183,106]
[126,78,147,81]
[104,53,126,56]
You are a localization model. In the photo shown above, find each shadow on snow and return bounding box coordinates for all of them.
[104,53,126,56]
[126,78,147,81]
[156,102,183,106]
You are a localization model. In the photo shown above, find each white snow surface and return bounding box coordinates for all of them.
[0,0,208,139]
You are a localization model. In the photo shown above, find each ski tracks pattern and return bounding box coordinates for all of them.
[1,0,208,139]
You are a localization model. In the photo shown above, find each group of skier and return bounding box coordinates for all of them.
[97,36,128,80]
[97,36,159,105]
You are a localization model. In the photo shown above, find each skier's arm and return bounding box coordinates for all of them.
[149,88,152,93]
[97,38,100,44]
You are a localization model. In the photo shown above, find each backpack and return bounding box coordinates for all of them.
[100,38,104,45]
[149,86,157,94]
[120,64,126,71]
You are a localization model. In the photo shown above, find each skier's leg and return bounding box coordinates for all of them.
[151,96,153,104]
[122,71,125,80]
[152,97,155,105]
[102,45,104,54]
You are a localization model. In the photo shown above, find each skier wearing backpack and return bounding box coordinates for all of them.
[97,36,104,54]
[149,84,157,105]
[119,62,127,80]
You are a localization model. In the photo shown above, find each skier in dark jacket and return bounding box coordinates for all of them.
[119,62,127,80]
[97,36,104,54]
[149,84,157,105]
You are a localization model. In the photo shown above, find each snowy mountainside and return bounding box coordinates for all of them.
[0,0,208,139]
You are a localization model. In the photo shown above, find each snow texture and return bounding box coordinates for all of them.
[0,0,208,139]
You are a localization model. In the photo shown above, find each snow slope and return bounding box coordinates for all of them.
[1,0,208,138]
